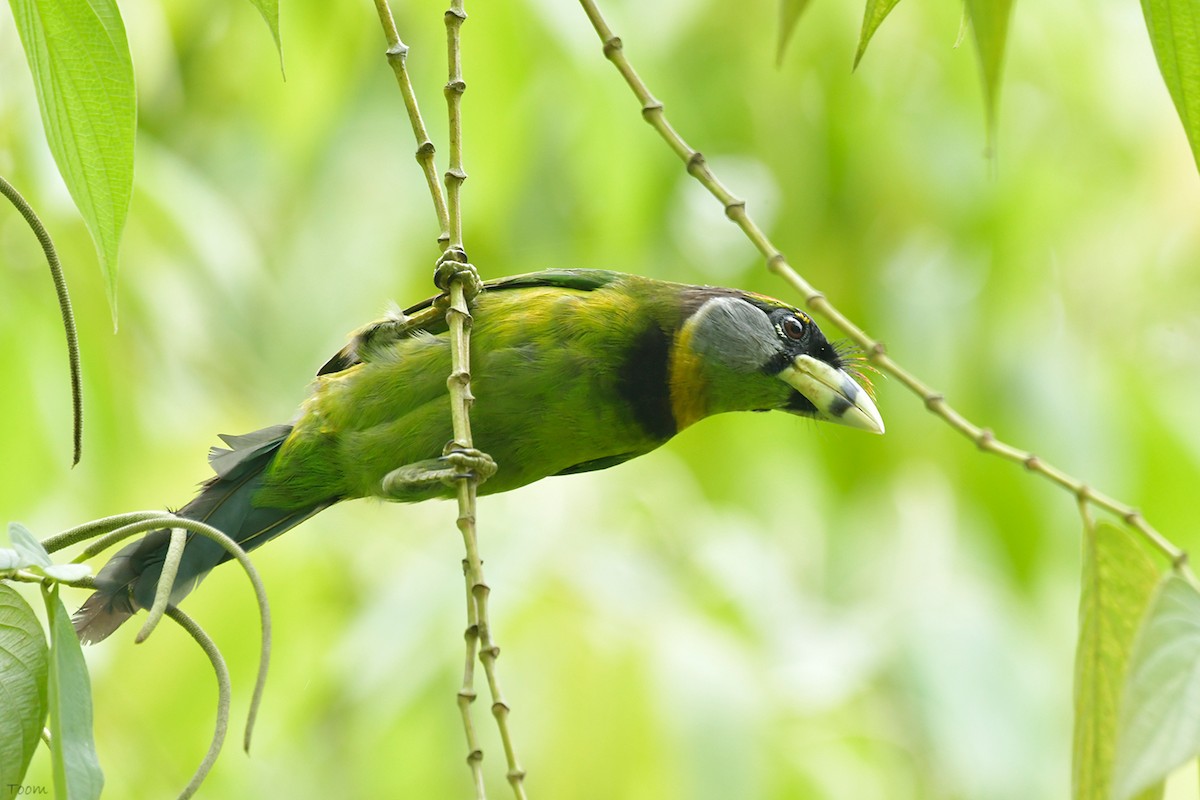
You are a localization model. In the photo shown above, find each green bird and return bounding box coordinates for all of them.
[74,269,883,642]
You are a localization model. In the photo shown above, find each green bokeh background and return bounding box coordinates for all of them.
[3,0,1199,797]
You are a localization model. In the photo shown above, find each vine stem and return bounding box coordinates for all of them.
[445,271,490,799]
[371,1,526,794]
[0,175,83,465]
[575,0,1187,571]
[43,512,272,752]
[444,2,467,253]
[441,2,525,795]
[372,0,450,247]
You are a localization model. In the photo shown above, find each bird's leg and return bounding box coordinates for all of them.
[380,443,497,501]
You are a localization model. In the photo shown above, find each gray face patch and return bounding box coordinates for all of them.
[687,296,780,372]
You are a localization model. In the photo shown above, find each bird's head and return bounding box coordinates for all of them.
[669,292,884,434]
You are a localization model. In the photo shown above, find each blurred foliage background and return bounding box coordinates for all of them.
[3,0,1199,797]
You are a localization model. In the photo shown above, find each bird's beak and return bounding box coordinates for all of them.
[779,355,885,434]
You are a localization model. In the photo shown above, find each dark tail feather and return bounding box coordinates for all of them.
[74,424,330,644]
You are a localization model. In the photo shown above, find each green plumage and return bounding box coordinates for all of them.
[74,269,882,642]
[265,271,683,507]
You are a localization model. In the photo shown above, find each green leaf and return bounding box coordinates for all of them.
[854,0,904,69]
[963,0,1015,148]
[42,584,103,800]
[5,524,92,582]
[247,0,284,76]
[8,522,51,568]
[776,0,814,65]
[1140,0,1200,173]
[1111,574,1200,799]
[1073,522,1165,800]
[7,0,136,324]
[0,547,30,571]
[0,584,50,791]
[36,563,92,583]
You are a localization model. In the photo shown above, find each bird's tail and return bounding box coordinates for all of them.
[73,424,330,644]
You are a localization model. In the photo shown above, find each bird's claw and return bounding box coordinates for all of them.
[441,446,498,482]
[380,447,497,500]
[433,251,483,301]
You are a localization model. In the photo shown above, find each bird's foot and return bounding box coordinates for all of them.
[441,445,497,482]
[380,446,497,500]
[434,250,483,301]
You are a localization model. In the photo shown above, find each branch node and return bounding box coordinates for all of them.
[602,36,623,58]
[640,100,664,119]
[975,428,995,449]
[466,749,483,765]
[445,79,467,95]
[385,42,409,61]
[723,199,747,220]
[924,392,944,410]
[686,151,706,174]
[1024,454,1042,472]
[869,341,887,358]
[445,8,467,23]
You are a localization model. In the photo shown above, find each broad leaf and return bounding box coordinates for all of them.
[6,523,92,582]
[8,522,51,568]
[36,563,92,582]
[854,0,904,69]
[1140,0,1200,173]
[963,0,1015,146]
[0,584,49,790]
[247,0,284,75]
[0,547,29,571]
[1073,522,1164,800]
[776,0,814,65]
[43,584,103,800]
[7,0,136,323]
[1111,575,1200,799]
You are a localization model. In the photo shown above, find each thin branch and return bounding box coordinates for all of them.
[575,0,1187,570]
[444,3,467,252]
[372,0,451,246]
[136,527,186,642]
[444,270,491,800]
[370,2,525,792]
[51,513,272,751]
[33,575,230,797]
[42,511,166,554]
[444,3,484,796]
[458,557,487,798]
[166,605,231,800]
[440,4,526,796]
[0,175,83,466]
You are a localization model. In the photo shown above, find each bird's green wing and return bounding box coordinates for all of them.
[318,269,624,375]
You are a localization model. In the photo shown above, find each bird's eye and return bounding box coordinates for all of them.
[781,316,806,341]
